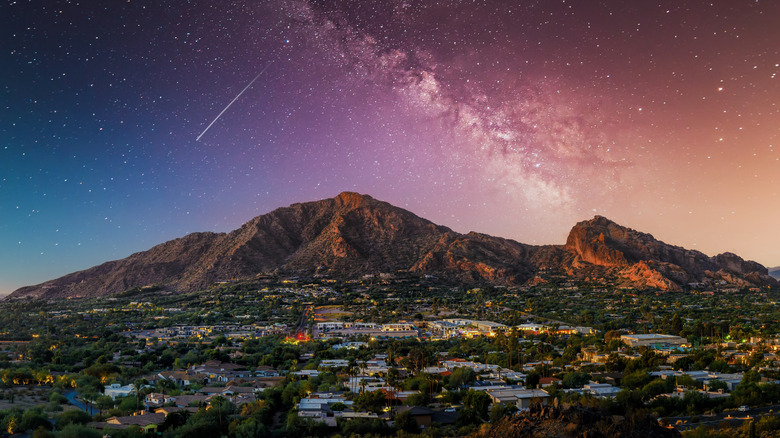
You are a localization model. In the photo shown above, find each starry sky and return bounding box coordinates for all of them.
[3,0,780,295]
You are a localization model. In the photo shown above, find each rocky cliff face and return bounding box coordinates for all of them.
[564,216,776,290]
[7,193,776,299]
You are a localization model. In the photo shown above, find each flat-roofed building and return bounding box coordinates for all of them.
[620,334,689,348]
[429,320,462,338]
[485,388,550,409]
[382,323,415,332]
[472,320,507,335]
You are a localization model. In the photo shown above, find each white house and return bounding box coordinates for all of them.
[104,383,136,400]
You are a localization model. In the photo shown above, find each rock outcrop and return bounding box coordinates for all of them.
[472,403,680,438]
[7,193,776,299]
[564,216,776,290]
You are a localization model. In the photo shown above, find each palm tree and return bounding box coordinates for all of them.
[347,360,358,393]
[157,379,176,406]
[211,395,226,428]
[132,378,148,412]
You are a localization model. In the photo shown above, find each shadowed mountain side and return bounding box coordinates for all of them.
[9,232,225,299]
[7,192,777,299]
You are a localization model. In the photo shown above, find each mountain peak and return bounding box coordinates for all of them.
[334,191,373,206]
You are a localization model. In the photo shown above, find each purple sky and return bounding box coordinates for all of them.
[2,0,779,295]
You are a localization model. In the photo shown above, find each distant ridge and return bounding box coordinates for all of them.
[770,267,780,280]
[7,192,777,299]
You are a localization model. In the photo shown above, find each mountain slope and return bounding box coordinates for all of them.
[7,193,776,299]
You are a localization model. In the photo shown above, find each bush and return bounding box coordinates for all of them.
[49,392,69,404]
[45,401,63,412]
[55,409,92,427]
[32,427,55,438]
[21,408,52,432]
[339,417,391,436]
[55,424,102,438]
[405,393,428,406]
[756,415,780,432]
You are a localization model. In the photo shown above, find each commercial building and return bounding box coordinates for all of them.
[620,334,689,348]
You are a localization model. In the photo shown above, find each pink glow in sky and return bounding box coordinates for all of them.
[2,0,779,294]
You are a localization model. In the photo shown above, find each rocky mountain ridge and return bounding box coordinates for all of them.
[7,192,776,299]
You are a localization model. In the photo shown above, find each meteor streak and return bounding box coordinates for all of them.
[196,63,271,141]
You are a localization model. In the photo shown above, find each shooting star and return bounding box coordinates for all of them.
[196,63,271,141]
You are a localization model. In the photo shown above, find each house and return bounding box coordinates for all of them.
[297,393,353,416]
[155,406,200,415]
[190,360,251,383]
[156,370,194,386]
[538,377,561,388]
[255,365,280,377]
[104,383,136,400]
[485,388,550,409]
[395,405,458,428]
[96,412,167,432]
[171,394,210,408]
[583,383,622,398]
[394,406,434,428]
[319,359,350,368]
[590,372,624,387]
[291,370,320,378]
[144,392,176,409]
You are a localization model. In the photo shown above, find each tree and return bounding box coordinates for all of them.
[448,367,476,389]
[457,407,483,427]
[231,417,267,438]
[405,393,428,406]
[20,408,51,433]
[157,378,176,404]
[132,378,148,412]
[708,379,728,392]
[489,403,517,422]
[622,370,653,390]
[55,410,92,427]
[670,313,683,336]
[211,395,227,428]
[508,329,519,369]
[605,353,627,372]
[525,373,540,389]
[394,410,419,433]
[96,395,114,417]
[329,402,346,411]
[463,390,492,420]
[562,372,590,389]
[160,410,190,431]
[353,390,386,414]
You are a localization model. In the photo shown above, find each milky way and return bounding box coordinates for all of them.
[2,0,779,294]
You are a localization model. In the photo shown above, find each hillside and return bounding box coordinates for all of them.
[471,403,680,438]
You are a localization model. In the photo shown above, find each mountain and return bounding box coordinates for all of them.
[770,267,780,280]
[564,216,775,291]
[7,192,776,299]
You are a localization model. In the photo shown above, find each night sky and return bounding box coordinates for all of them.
[3,0,779,295]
